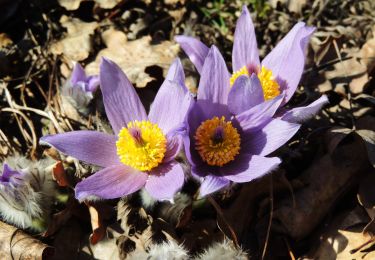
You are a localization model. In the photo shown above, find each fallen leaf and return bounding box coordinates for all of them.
[353,94,375,105]
[57,0,83,10]
[50,16,98,61]
[304,208,375,260]
[52,161,70,187]
[0,221,54,259]
[356,129,375,168]
[273,133,373,239]
[58,0,121,10]
[86,28,179,88]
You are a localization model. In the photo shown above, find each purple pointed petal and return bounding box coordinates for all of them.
[148,79,190,133]
[40,131,118,168]
[75,165,147,200]
[199,176,230,197]
[281,95,329,123]
[225,155,280,183]
[165,58,186,88]
[232,5,260,71]
[86,75,100,92]
[243,118,300,156]
[236,94,284,132]
[163,134,183,163]
[100,58,147,134]
[71,63,86,85]
[145,162,185,200]
[198,46,230,105]
[1,164,22,183]
[228,74,264,115]
[175,35,209,74]
[262,22,315,103]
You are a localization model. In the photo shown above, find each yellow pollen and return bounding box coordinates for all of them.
[194,116,241,167]
[230,66,280,100]
[257,66,280,100]
[116,120,167,172]
[229,66,249,87]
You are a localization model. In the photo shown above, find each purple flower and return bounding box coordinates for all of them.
[62,63,100,113]
[185,46,301,197]
[0,163,23,186]
[0,158,55,230]
[175,5,328,124]
[41,58,192,201]
[70,63,100,93]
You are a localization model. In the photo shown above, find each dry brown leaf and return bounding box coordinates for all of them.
[52,161,70,187]
[273,132,373,240]
[0,221,54,259]
[57,0,83,10]
[0,33,12,48]
[86,28,179,88]
[58,0,121,10]
[164,0,185,5]
[95,0,121,9]
[304,208,375,260]
[269,0,307,14]
[50,16,98,61]
[360,36,375,73]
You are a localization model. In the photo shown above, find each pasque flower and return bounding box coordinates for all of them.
[41,58,191,201]
[70,62,100,94]
[0,157,55,231]
[185,46,301,197]
[175,5,328,124]
[62,63,100,113]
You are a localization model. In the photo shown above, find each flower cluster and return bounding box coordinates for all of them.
[40,5,327,201]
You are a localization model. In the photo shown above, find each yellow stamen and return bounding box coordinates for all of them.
[229,66,249,87]
[194,116,241,167]
[257,66,280,100]
[230,65,280,100]
[116,121,167,172]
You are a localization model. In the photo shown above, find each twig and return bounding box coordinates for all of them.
[207,195,239,248]
[332,39,356,130]
[283,237,296,260]
[350,236,375,254]
[262,175,274,260]
[1,108,37,158]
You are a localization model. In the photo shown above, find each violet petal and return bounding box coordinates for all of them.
[198,46,230,105]
[281,95,329,123]
[163,133,183,163]
[145,162,185,200]
[100,58,147,134]
[40,131,119,168]
[148,80,190,133]
[228,74,264,115]
[232,5,260,71]
[199,175,230,197]
[225,155,280,183]
[71,63,86,85]
[236,94,284,132]
[75,164,148,200]
[175,35,209,74]
[242,118,300,156]
[262,23,315,104]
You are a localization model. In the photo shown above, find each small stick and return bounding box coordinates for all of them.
[332,39,356,130]
[262,175,274,260]
[350,236,375,254]
[283,237,296,260]
[207,195,239,248]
